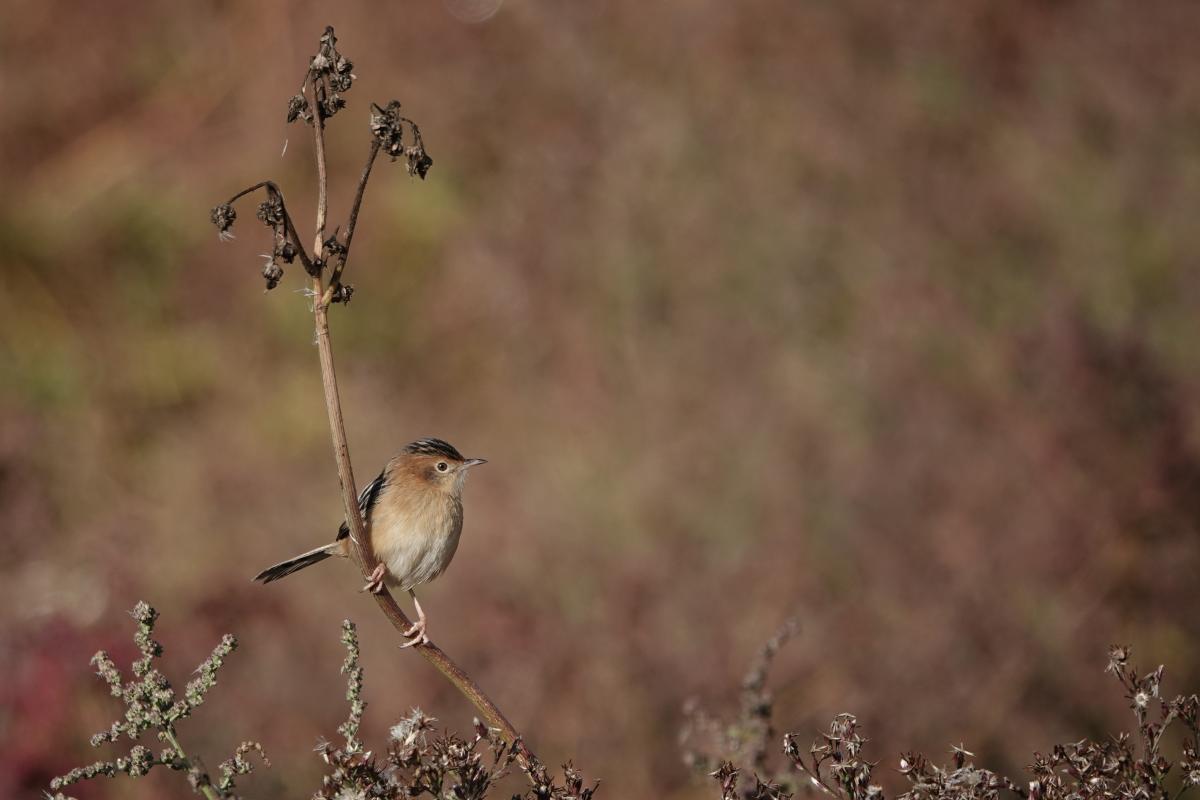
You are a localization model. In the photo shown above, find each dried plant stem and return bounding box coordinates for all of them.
[323,139,381,304]
[163,728,221,800]
[343,140,380,253]
[302,91,530,759]
[310,95,331,256]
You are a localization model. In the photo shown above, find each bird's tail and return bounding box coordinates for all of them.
[253,542,339,584]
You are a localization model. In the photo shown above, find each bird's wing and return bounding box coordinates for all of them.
[336,469,387,540]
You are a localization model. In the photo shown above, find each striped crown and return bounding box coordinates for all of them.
[402,437,464,461]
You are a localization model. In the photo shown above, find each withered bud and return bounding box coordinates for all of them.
[256,197,285,226]
[322,94,346,117]
[323,233,347,260]
[1108,645,1131,675]
[262,260,284,290]
[406,146,433,180]
[370,101,404,153]
[276,239,297,264]
[287,94,311,124]
[370,101,433,179]
[210,204,236,233]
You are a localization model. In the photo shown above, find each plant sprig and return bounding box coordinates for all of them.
[50,603,264,800]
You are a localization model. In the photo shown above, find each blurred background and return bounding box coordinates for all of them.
[4,1,1200,797]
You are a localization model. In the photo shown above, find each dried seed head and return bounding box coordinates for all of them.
[210,203,237,234]
[276,238,297,264]
[262,260,284,290]
[323,233,347,260]
[406,146,433,180]
[287,94,312,124]
[1108,645,1131,674]
[323,94,346,117]
[304,26,355,121]
[369,101,433,179]
[256,197,285,227]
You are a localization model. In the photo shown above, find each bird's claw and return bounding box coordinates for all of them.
[399,618,429,648]
[399,589,429,648]
[361,563,387,594]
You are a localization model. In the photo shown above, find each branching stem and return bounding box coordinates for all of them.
[163,727,221,800]
[219,180,313,274]
[324,138,381,304]
[309,88,331,261]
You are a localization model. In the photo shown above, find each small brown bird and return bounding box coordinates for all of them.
[253,438,486,647]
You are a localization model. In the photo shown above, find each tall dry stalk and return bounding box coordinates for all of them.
[211,26,528,759]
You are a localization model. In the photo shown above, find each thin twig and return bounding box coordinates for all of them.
[219,180,313,274]
[343,139,381,255]
[324,138,381,304]
[309,83,330,262]
[282,212,315,275]
[795,761,841,799]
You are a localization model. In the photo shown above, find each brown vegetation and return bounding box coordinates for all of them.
[3,3,1200,798]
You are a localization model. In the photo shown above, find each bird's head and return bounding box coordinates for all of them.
[399,438,486,496]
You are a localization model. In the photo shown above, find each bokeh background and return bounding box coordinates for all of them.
[4,1,1200,797]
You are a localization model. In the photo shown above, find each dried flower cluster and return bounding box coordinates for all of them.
[684,629,1200,800]
[210,179,302,290]
[209,26,431,294]
[370,100,434,179]
[288,26,356,124]
[315,621,597,800]
[50,603,265,800]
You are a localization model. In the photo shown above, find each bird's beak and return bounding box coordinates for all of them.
[463,458,488,469]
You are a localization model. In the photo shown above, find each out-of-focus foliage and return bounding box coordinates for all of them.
[689,641,1199,800]
[3,2,1200,798]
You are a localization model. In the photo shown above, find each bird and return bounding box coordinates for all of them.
[253,438,486,647]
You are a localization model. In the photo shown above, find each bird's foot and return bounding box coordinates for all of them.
[360,563,387,594]
[399,617,429,648]
[399,590,430,648]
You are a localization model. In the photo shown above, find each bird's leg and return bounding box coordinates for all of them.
[361,562,387,594]
[399,589,430,648]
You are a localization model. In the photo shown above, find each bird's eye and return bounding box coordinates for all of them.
[436,461,449,472]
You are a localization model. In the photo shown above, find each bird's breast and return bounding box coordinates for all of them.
[370,491,463,591]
